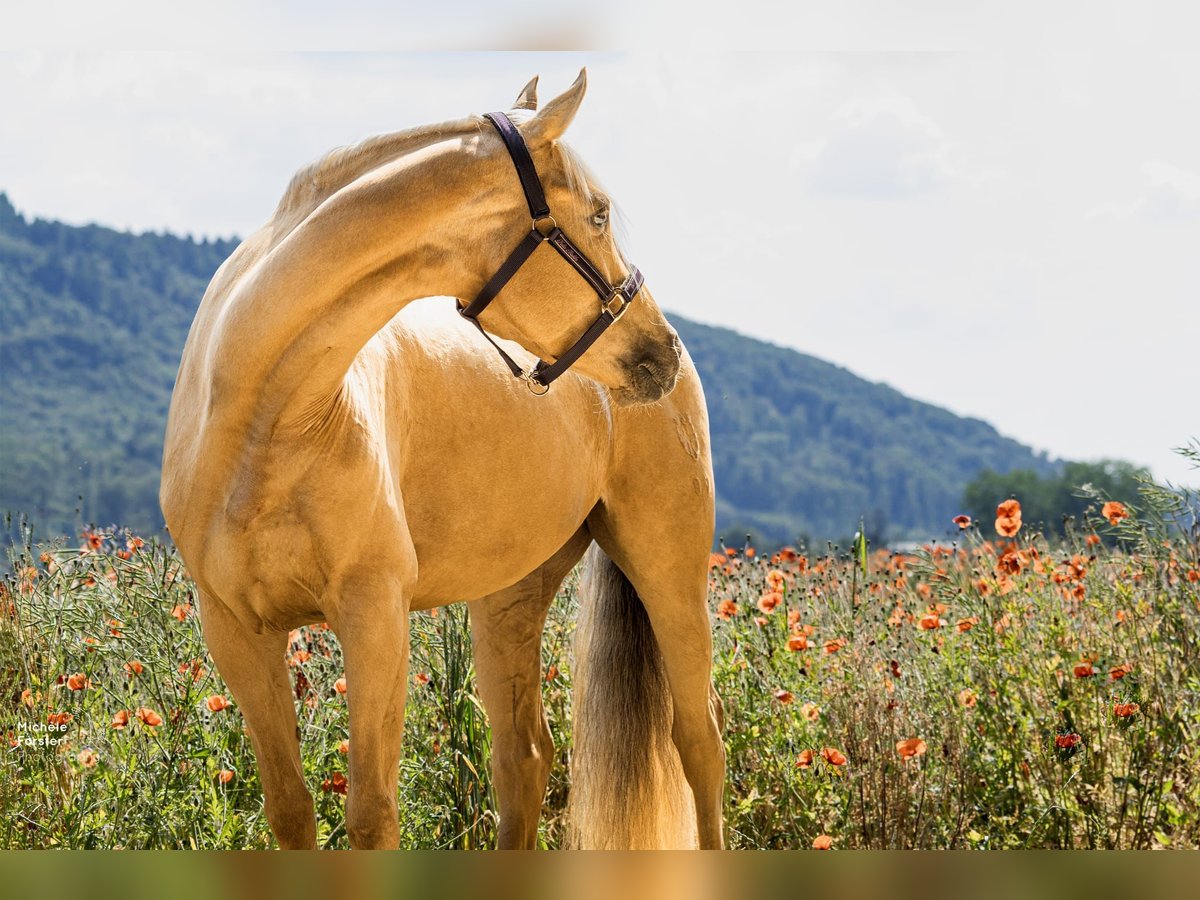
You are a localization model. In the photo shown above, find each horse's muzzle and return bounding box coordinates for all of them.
[618,331,683,405]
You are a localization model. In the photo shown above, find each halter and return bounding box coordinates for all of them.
[457,111,645,395]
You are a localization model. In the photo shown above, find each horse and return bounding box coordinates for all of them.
[160,70,725,850]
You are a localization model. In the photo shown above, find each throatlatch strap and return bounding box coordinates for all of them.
[460,229,545,318]
[458,313,526,379]
[483,112,550,220]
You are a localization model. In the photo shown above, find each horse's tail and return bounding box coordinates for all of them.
[567,543,696,849]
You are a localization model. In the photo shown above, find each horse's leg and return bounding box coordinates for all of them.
[197,591,316,849]
[335,571,411,850]
[469,527,590,849]
[589,493,725,849]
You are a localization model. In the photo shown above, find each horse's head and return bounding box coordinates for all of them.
[462,70,682,405]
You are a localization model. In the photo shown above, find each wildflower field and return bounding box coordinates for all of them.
[2,488,1198,849]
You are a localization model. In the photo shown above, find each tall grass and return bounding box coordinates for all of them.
[1,491,1198,848]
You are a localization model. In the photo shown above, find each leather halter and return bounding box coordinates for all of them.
[457,112,645,394]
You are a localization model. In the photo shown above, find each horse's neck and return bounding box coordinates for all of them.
[195,128,484,433]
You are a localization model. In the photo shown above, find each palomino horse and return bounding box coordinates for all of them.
[161,71,725,849]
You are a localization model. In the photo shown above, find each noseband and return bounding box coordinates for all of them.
[457,112,645,395]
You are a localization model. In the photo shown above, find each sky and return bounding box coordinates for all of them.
[1,45,1197,485]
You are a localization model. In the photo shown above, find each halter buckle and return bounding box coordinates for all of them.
[521,370,551,396]
[603,290,630,322]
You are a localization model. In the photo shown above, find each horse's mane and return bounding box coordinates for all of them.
[269,112,627,257]
[271,116,483,229]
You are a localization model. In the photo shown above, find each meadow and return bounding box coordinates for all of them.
[2,487,1198,849]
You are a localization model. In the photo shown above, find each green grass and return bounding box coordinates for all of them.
[2,493,1198,849]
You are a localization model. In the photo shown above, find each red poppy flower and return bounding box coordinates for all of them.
[896,738,927,760]
[1101,501,1128,525]
[821,747,847,766]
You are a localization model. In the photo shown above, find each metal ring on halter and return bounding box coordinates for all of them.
[603,290,631,322]
[533,214,557,237]
[522,371,551,395]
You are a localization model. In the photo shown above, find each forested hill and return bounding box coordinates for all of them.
[0,192,1056,545]
[675,318,1057,543]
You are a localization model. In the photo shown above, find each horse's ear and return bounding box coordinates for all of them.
[513,76,539,111]
[524,68,586,144]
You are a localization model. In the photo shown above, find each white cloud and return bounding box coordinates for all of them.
[1089,159,1200,221]
[805,94,954,197]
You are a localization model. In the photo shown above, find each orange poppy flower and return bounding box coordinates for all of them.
[745,546,756,558]
[757,591,783,614]
[1073,661,1096,678]
[170,603,191,622]
[896,738,927,760]
[111,710,130,729]
[958,688,977,708]
[716,599,739,620]
[334,677,348,694]
[338,739,350,754]
[1112,701,1140,718]
[995,499,1022,538]
[206,695,230,712]
[812,834,833,850]
[1101,501,1128,525]
[955,616,979,633]
[1055,732,1081,749]
[1085,534,1101,547]
[996,547,1028,576]
[66,673,88,691]
[787,634,809,651]
[77,749,98,769]
[779,547,799,563]
[795,749,815,769]
[47,711,73,726]
[289,650,311,667]
[766,570,786,592]
[321,772,348,795]
[415,672,431,686]
[821,747,847,766]
[136,707,163,727]
[217,769,235,784]
[823,638,846,654]
[952,515,972,529]
[774,689,794,705]
[1188,569,1200,583]
[800,702,821,722]
[124,660,144,676]
[918,613,942,631]
[708,552,726,570]
[1109,663,1133,680]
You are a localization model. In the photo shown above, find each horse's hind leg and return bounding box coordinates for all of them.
[197,591,316,849]
[469,526,591,849]
[589,461,726,848]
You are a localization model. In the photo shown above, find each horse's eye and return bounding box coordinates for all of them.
[591,207,609,228]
